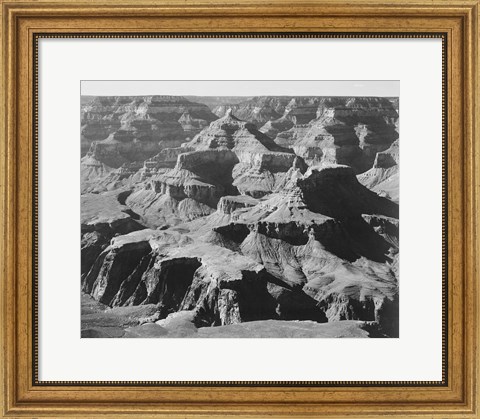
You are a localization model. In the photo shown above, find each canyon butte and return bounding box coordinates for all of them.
[81,94,399,338]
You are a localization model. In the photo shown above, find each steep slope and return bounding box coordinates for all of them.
[81,95,217,148]
[214,96,327,127]
[81,95,400,338]
[124,111,298,226]
[83,163,399,335]
[81,190,145,277]
[80,95,219,191]
[289,97,398,172]
[212,97,288,126]
[357,140,399,202]
[205,165,398,334]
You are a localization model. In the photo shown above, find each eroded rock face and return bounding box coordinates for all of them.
[83,240,152,305]
[81,96,217,145]
[122,112,298,223]
[260,115,294,139]
[81,94,400,337]
[289,98,398,171]
[82,163,398,333]
[298,166,398,219]
[212,97,398,173]
[81,191,145,277]
[81,230,300,326]
[213,97,288,126]
[80,96,219,193]
[217,195,259,214]
[357,140,399,202]
[214,96,337,127]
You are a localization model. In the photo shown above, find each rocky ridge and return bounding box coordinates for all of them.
[81,96,217,191]
[81,95,400,338]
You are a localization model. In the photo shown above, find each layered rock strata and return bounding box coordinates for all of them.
[81,95,400,338]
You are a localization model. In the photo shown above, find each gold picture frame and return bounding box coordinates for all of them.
[1,0,478,417]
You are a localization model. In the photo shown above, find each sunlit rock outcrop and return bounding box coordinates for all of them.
[81,94,400,338]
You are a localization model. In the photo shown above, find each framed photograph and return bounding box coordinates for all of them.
[1,0,478,417]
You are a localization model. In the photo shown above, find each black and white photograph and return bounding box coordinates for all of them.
[80,81,399,339]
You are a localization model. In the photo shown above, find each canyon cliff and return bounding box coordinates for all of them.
[81,94,399,338]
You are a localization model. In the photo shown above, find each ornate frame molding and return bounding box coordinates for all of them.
[1,1,478,417]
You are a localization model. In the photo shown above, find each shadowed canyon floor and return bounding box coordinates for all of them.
[81,94,399,338]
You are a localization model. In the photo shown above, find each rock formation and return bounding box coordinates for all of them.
[80,95,218,191]
[213,97,288,126]
[122,110,299,226]
[81,94,400,338]
[81,96,217,151]
[357,140,399,202]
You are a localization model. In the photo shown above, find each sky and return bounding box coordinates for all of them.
[81,80,399,97]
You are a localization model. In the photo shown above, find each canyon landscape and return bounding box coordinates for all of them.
[81,88,399,338]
